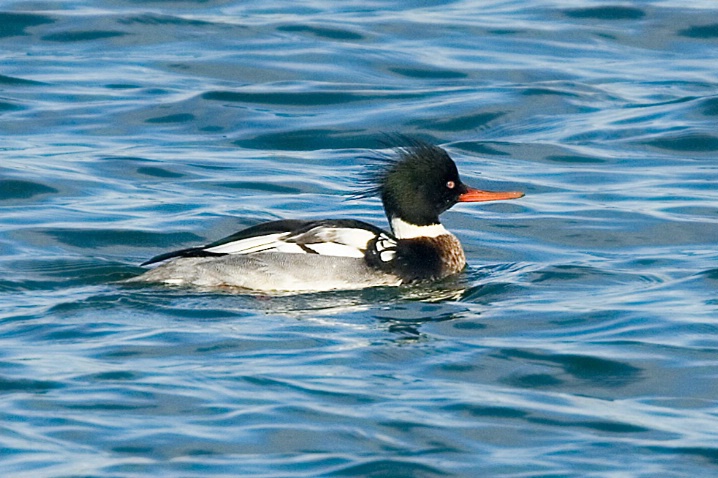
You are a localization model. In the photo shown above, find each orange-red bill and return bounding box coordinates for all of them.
[458,187,524,203]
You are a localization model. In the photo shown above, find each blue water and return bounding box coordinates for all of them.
[2,1,718,476]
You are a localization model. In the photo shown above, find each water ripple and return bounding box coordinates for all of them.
[1,1,717,476]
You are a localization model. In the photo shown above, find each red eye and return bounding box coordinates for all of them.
[446,180,455,189]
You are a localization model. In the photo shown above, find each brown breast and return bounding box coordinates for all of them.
[426,234,466,277]
[388,233,467,282]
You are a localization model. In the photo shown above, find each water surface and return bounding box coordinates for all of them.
[1,1,718,476]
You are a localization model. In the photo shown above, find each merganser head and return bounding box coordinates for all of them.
[361,139,524,228]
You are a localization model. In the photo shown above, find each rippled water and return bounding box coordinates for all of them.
[2,1,718,476]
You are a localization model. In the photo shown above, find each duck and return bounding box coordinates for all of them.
[131,139,523,292]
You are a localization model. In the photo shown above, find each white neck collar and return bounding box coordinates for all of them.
[390,217,450,239]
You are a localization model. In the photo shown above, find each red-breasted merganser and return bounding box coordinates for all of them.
[132,140,523,292]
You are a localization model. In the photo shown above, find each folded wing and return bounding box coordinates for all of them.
[142,219,396,266]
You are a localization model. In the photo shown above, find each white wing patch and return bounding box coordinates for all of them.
[206,233,293,254]
[300,242,365,258]
[204,226,377,258]
[288,227,376,250]
[375,233,397,263]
